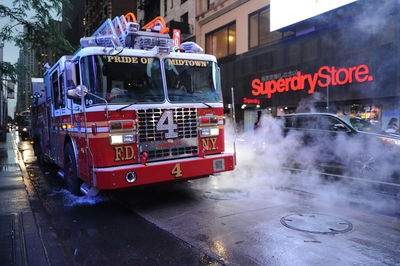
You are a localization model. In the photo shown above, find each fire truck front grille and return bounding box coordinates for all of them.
[137,108,198,142]
[148,146,198,160]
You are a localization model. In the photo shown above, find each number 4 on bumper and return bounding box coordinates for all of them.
[171,163,183,178]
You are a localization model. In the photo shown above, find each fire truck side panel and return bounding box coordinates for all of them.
[41,74,52,161]
[75,110,139,168]
[69,113,90,182]
[197,108,225,155]
[55,116,63,165]
[88,134,139,167]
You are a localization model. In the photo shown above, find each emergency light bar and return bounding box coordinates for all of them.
[181,42,204,54]
[126,22,140,34]
[80,12,206,55]
[80,35,122,48]
[134,31,173,54]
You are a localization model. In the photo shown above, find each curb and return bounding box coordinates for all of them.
[13,135,51,266]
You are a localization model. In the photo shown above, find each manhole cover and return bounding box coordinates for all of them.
[280,213,352,234]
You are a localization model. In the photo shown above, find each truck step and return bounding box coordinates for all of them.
[80,182,99,197]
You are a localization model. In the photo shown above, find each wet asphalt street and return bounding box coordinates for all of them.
[4,130,400,265]
[14,131,219,265]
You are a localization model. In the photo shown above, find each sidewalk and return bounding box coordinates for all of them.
[0,132,49,266]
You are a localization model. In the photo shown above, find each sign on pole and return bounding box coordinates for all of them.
[172,29,181,52]
[6,81,15,99]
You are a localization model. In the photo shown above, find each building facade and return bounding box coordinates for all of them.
[136,0,160,26]
[84,0,137,36]
[16,25,58,114]
[62,0,85,48]
[161,0,195,42]
[0,43,7,133]
[195,0,400,131]
[16,48,34,114]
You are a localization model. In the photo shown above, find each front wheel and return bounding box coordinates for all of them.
[64,143,82,195]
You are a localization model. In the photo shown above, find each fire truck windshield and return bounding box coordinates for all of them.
[81,55,164,104]
[164,59,222,103]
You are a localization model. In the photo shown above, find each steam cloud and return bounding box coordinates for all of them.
[223,103,399,215]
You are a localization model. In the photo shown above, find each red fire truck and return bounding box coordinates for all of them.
[31,14,235,196]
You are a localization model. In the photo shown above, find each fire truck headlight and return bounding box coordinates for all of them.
[110,134,136,145]
[123,134,135,143]
[200,127,219,137]
[110,135,124,145]
[126,172,137,183]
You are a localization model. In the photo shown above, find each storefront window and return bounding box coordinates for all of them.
[206,23,236,59]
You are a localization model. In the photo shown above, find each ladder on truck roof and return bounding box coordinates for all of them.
[79,12,203,54]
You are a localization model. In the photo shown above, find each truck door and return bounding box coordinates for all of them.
[70,58,91,184]
[42,75,51,160]
[56,72,69,165]
[49,69,64,164]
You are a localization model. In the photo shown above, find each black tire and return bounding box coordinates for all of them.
[64,143,82,195]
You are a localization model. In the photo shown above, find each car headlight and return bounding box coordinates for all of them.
[22,128,28,132]
[379,137,400,146]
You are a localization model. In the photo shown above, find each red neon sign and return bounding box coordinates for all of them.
[251,64,374,99]
[243,98,260,104]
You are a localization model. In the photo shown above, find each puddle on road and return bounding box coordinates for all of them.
[49,189,109,207]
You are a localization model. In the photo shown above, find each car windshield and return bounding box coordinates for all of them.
[342,116,386,134]
[81,55,164,104]
[164,59,222,103]
[22,119,31,127]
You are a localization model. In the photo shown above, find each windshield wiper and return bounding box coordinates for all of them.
[202,102,213,108]
[116,103,134,112]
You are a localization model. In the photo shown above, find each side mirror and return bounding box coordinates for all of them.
[333,123,349,132]
[67,85,88,99]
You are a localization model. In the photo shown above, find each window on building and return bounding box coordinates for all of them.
[181,12,188,24]
[171,0,173,9]
[207,0,215,10]
[164,0,167,15]
[181,0,187,4]
[206,23,236,59]
[249,7,283,49]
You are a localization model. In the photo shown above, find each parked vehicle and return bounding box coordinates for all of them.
[16,110,31,141]
[280,113,400,177]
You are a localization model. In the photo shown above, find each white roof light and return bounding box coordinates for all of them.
[181,42,204,54]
